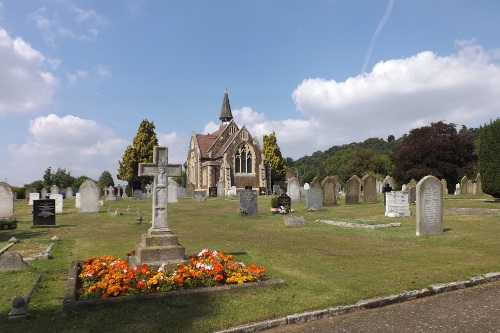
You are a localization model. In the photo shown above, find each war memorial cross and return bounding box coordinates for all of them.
[138,147,181,234]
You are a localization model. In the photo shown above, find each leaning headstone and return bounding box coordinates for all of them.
[79,180,99,213]
[33,199,56,227]
[216,180,225,197]
[345,175,360,205]
[28,193,39,206]
[0,252,30,272]
[362,174,377,204]
[287,177,300,202]
[306,188,323,210]
[239,189,258,215]
[0,182,15,220]
[408,186,416,204]
[475,173,483,195]
[322,176,337,206]
[186,182,195,197]
[167,179,178,203]
[460,175,469,195]
[49,193,63,214]
[416,175,443,236]
[385,191,410,217]
[441,179,448,195]
[41,188,48,199]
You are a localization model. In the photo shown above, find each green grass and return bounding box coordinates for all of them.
[0,194,499,332]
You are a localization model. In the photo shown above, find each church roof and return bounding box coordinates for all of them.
[219,90,233,123]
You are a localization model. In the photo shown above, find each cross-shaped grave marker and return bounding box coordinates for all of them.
[138,146,182,234]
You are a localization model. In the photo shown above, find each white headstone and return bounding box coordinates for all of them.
[167,179,178,203]
[49,193,63,214]
[29,193,40,206]
[50,185,60,195]
[65,187,73,199]
[0,182,14,219]
[287,177,300,202]
[75,193,81,208]
[385,191,410,217]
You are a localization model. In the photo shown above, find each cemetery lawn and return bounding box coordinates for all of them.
[1,195,499,332]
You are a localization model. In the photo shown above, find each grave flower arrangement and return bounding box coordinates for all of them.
[78,249,266,299]
[278,205,290,214]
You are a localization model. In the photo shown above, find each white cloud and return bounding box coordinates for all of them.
[7,114,129,183]
[0,28,59,116]
[67,70,88,84]
[157,131,188,164]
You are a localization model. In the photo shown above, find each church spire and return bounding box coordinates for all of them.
[219,89,233,123]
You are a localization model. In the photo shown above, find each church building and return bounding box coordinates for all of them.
[185,90,271,195]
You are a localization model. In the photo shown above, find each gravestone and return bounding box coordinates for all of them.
[303,183,310,190]
[217,180,225,197]
[228,186,237,196]
[105,186,117,201]
[467,180,473,195]
[402,184,407,192]
[0,182,15,220]
[75,193,81,208]
[167,179,178,203]
[287,177,300,202]
[28,193,39,206]
[460,176,469,195]
[0,252,30,272]
[382,176,396,191]
[193,190,206,200]
[186,182,195,197]
[79,180,99,213]
[441,179,448,195]
[50,185,60,196]
[305,188,323,210]
[362,174,377,204]
[475,173,483,195]
[177,187,186,198]
[408,186,416,204]
[283,216,306,227]
[345,175,360,205]
[145,184,153,198]
[382,183,393,207]
[385,191,410,217]
[209,186,217,197]
[133,146,187,267]
[133,190,143,200]
[310,177,321,189]
[277,193,291,210]
[416,175,443,236]
[272,184,281,194]
[239,189,258,215]
[322,176,337,206]
[66,187,74,199]
[41,188,48,199]
[49,193,63,214]
[407,179,417,188]
[454,183,461,195]
[33,199,56,226]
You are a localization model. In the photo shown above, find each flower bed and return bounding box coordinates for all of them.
[79,249,268,298]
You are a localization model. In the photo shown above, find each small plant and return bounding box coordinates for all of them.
[271,196,279,208]
[278,205,290,214]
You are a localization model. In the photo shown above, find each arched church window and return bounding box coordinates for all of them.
[235,144,253,174]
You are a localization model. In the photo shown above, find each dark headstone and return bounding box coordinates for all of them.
[209,186,217,197]
[239,189,258,215]
[277,193,291,210]
[32,199,56,227]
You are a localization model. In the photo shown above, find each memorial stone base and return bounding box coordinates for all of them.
[132,230,189,269]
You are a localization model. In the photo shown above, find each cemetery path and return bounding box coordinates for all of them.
[262,280,500,333]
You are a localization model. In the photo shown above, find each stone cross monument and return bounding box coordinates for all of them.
[132,146,188,268]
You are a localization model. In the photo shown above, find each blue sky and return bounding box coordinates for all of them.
[1,0,499,187]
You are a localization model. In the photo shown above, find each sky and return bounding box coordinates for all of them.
[1,0,500,187]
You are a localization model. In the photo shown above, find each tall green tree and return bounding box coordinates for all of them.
[52,168,76,188]
[391,121,476,189]
[477,118,500,199]
[98,170,115,190]
[73,176,93,189]
[262,132,286,184]
[43,167,53,188]
[117,119,158,189]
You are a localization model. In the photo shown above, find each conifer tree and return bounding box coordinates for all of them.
[263,132,286,184]
[477,118,500,199]
[117,119,158,189]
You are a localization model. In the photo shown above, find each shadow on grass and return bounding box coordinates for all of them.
[444,228,453,232]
